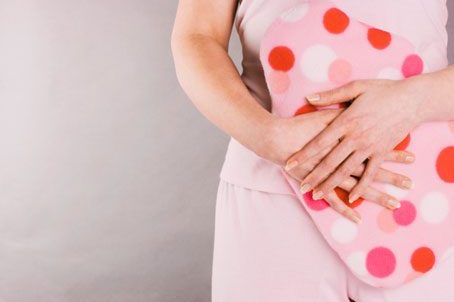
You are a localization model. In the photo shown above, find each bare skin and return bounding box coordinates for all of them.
[171,0,416,223]
[287,68,454,205]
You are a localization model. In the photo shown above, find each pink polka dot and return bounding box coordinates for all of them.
[366,247,396,278]
[393,200,417,226]
[377,208,399,233]
[268,70,290,94]
[402,54,423,78]
[328,58,352,84]
[303,191,329,211]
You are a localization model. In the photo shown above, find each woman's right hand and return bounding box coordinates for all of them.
[171,0,412,223]
[256,109,414,223]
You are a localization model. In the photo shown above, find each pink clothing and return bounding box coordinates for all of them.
[258,0,454,288]
[212,180,454,302]
[220,0,449,195]
[212,0,453,300]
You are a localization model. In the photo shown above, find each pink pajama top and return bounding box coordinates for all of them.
[220,0,449,195]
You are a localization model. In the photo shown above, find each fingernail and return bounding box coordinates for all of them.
[387,198,401,209]
[348,194,359,204]
[300,183,311,194]
[306,94,321,103]
[405,155,415,163]
[285,160,298,171]
[312,190,324,200]
[402,179,413,189]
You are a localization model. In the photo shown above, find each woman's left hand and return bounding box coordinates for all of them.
[285,77,428,203]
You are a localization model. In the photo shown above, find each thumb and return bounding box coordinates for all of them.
[305,80,368,106]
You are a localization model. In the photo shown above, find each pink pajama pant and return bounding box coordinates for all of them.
[212,180,454,302]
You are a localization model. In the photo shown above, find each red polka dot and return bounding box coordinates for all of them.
[268,46,295,71]
[367,28,392,49]
[366,247,396,278]
[393,200,417,226]
[436,146,454,183]
[411,247,436,273]
[294,104,317,116]
[304,191,329,211]
[394,134,411,151]
[323,8,350,34]
[334,187,364,208]
[402,54,423,78]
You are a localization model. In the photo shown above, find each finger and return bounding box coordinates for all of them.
[348,156,383,203]
[372,168,413,190]
[347,164,414,190]
[300,139,355,196]
[286,122,346,172]
[305,80,369,106]
[284,111,344,172]
[339,177,401,210]
[314,150,370,200]
[323,190,362,224]
[384,150,415,164]
[286,141,337,182]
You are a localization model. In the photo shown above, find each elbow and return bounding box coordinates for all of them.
[170,29,187,87]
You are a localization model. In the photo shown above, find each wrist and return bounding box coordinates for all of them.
[412,66,454,123]
[249,113,282,162]
[406,74,438,124]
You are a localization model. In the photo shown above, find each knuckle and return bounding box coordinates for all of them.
[355,139,371,151]
[337,165,351,177]
[378,195,390,206]
[315,137,331,149]
[321,158,335,171]
[312,139,324,150]
[332,202,345,213]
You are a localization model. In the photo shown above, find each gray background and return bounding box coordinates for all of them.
[0,1,452,302]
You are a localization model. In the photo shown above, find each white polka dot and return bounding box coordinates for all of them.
[347,251,368,276]
[384,184,409,199]
[330,218,358,244]
[420,192,450,224]
[376,67,402,80]
[300,44,337,82]
[442,247,454,262]
[280,3,310,22]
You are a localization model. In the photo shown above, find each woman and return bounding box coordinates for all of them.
[171,0,454,301]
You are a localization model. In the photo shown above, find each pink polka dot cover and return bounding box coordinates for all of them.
[259,0,454,288]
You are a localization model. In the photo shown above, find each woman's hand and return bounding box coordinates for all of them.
[285,78,425,203]
[259,109,415,223]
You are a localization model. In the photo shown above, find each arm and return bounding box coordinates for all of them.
[171,0,273,158]
[416,65,454,122]
[173,1,425,224]
[171,0,416,223]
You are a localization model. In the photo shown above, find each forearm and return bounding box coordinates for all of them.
[171,34,273,153]
[415,64,454,122]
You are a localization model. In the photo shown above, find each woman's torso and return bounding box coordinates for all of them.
[220,0,449,194]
